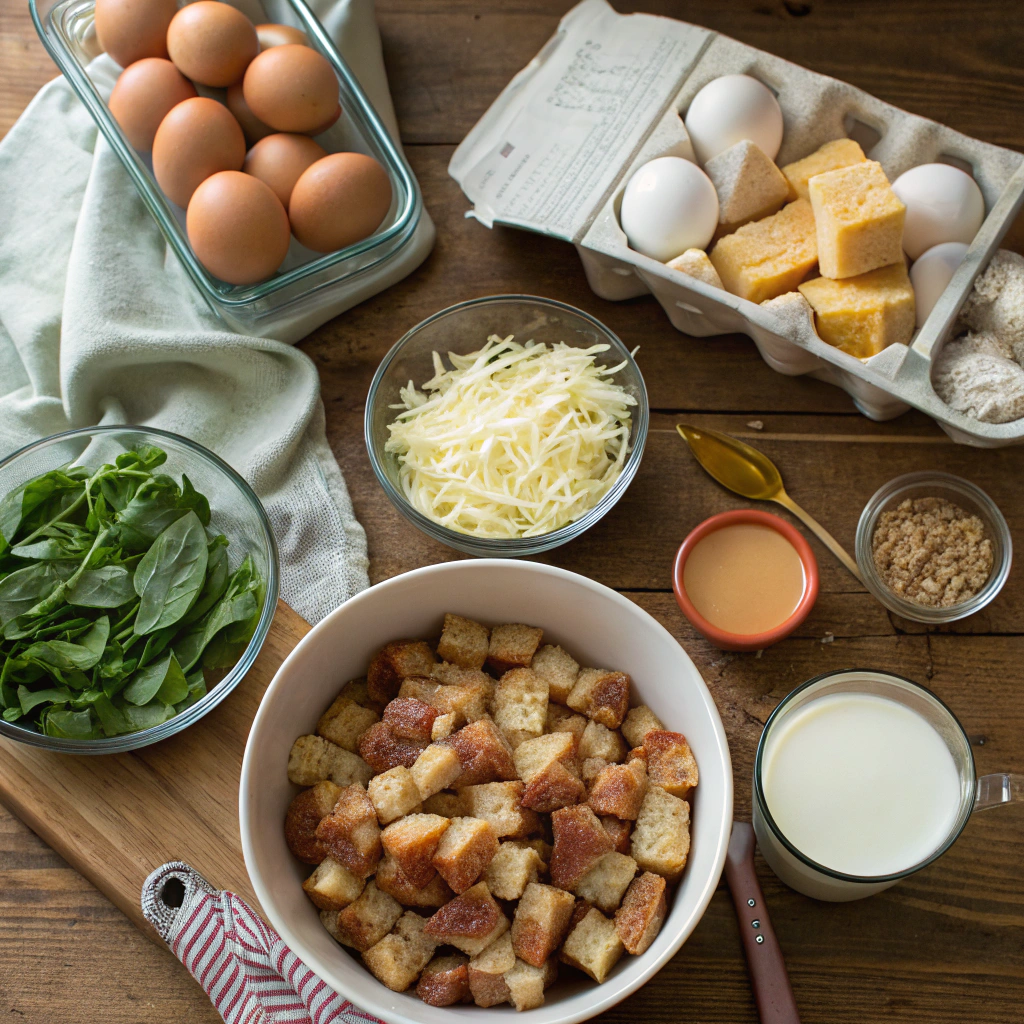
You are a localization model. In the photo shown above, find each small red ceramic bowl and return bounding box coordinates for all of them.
[673,509,819,652]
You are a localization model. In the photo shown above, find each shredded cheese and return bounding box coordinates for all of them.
[385,334,636,538]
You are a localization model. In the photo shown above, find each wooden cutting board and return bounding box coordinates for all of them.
[0,599,309,942]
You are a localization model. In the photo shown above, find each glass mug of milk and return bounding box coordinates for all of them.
[753,669,1021,901]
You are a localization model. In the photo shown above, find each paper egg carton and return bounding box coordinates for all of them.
[449,0,1024,446]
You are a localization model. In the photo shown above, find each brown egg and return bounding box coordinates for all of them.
[309,103,341,136]
[152,96,246,208]
[94,0,177,68]
[255,23,309,50]
[288,152,392,253]
[243,45,338,134]
[166,1,259,88]
[243,134,326,207]
[187,171,291,285]
[108,58,197,151]
[226,82,273,144]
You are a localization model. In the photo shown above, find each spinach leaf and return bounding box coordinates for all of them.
[132,512,208,635]
[0,561,77,626]
[122,651,188,706]
[67,565,136,608]
[42,707,99,739]
[122,703,175,731]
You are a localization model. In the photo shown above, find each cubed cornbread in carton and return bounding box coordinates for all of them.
[666,248,724,290]
[621,705,665,749]
[578,720,627,763]
[358,720,426,773]
[314,783,382,878]
[381,813,451,886]
[412,742,463,799]
[705,140,790,234]
[485,840,547,900]
[446,718,518,786]
[438,613,490,669]
[487,623,544,673]
[432,815,499,893]
[547,704,588,743]
[317,694,379,752]
[284,780,341,864]
[511,881,576,967]
[567,668,630,729]
[287,734,374,788]
[631,786,691,882]
[416,953,471,1007]
[368,766,422,824]
[468,932,515,1007]
[322,879,402,951]
[531,644,580,704]
[376,852,454,908]
[601,815,632,854]
[460,781,540,838]
[302,856,365,911]
[574,851,639,914]
[615,872,667,955]
[809,160,905,279]
[587,758,648,820]
[362,910,438,992]
[559,907,624,983]
[424,881,510,956]
[781,138,867,201]
[549,804,614,890]
[798,262,916,357]
[367,639,436,703]
[492,667,549,748]
[643,730,699,800]
[710,198,818,304]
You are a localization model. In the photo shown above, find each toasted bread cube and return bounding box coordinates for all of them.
[314,783,382,879]
[643,730,699,799]
[412,743,463,800]
[505,959,549,1011]
[432,816,499,893]
[522,761,585,813]
[547,704,588,743]
[424,881,509,956]
[588,759,648,820]
[402,675,490,730]
[574,852,638,913]
[460,782,540,839]
[446,718,517,786]
[601,815,632,855]
[511,881,576,968]
[484,841,546,900]
[549,804,614,891]
[559,907,624,983]
[531,644,579,704]
[284,781,342,864]
[521,836,553,865]
[578,721,627,763]
[416,954,471,1007]
[423,790,463,817]
[302,857,365,911]
[430,663,496,707]
[358,721,427,773]
[514,732,577,783]
[317,695,379,753]
[337,677,382,714]
[621,705,665,749]
[368,640,436,703]
[467,932,514,1007]
[438,614,490,669]
[324,879,402,951]
[363,911,438,992]
[581,757,609,786]
[631,786,691,882]
[487,623,543,674]
[287,734,374,788]
[381,813,451,887]
[376,852,454,908]
[492,668,548,749]
[615,872,668,955]
[567,668,630,729]
[383,696,438,743]
[567,898,593,934]
[368,766,423,824]
[432,712,457,741]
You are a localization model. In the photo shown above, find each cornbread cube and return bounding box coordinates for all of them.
[567,668,630,729]
[468,932,514,1007]
[438,613,490,669]
[505,959,549,1011]
[511,881,576,967]
[574,852,638,913]
[412,743,463,799]
[601,815,632,855]
[460,782,540,838]
[368,766,423,824]
[314,784,382,878]
[485,841,546,900]
[666,248,724,289]
[487,623,544,673]
[424,881,509,956]
[514,731,577,782]
[492,668,549,748]
[423,790,463,817]
[324,879,402,951]
[781,137,867,202]
[381,813,451,886]
[559,907,624,983]
[615,872,668,955]
[809,160,905,279]
[376,852,454,908]
[631,786,691,882]
[549,804,614,890]
[287,734,373,788]
[705,139,790,233]
[531,645,579,704]
[432,712,457,741]
[709,198,818,304]
[588,758,648,820]
[581,757,609,786]
[317,695,379,752]
[383,696,438,743]
[643,730,700,799]
[579,720,627,763]
[416,954,470,1007]
[367,640,436,704]
[798,262,916,357]
[621,705,665,749]
[357,721,426,773]
[547,704,588,743]
[363,911,438,992]
[432,816,499,893]
[284,781,342,864]
[446,718,517,786]
[302,856,365,911]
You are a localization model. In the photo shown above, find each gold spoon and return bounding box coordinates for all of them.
[676,423,864,584]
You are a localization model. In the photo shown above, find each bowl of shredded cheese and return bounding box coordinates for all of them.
[365,295,648,555]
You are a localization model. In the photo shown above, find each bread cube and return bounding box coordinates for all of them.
[492,668,549,748]
[666,248,724,289]
[574,852,638,913]
[600,815,632,855]
[284,781,341,864]
[368,766,423,824]
[302,857,365,911]
[416,954,470,1007]
[484,841,546,900]
[423,790,463,817]
[287,734,373,788]
[559,907,624,983]
[567,668,630,729]
[367,640,436,703]
[631,786,691,882]
[412,743,463,800]
[588,758,648,820]
[336,677,383,714]
[424,881,509,956]
[581,757,609,786]
[547,704,588,743]
[317,695,379,752]
[523,762,585,813]
[621,705,665,749]
[511,881,576,967]
[781,137,866,202]
[358,721,426,773]
[705,139,790,234]
[383,696,438,743]
[376,852,454,908]
[643,730,699,799]
[437,613,490,670]
[323,879,402,951]
[487,623,543,674]
[430,662,496,703]
[314,783,382,878]
[460,782,540,839]
[519,836,553,864]
[531,644,579,704]
[549,804,614,890]
[432,816,499,893]
[401,675,491,729]
[381,813,451,887]
[505,959,549,1011]
[432,712,457,741]
[363,911,438,992]
[514,731,577,782]
[615,872,668,955]
[467,932,514,1007]
[446,718,517,786]
[578,720,627,763]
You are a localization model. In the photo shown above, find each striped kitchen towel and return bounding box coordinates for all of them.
[142,862,378,1024]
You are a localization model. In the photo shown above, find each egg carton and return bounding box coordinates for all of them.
[449,0,1024,446]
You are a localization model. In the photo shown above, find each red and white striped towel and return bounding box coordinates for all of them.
[142,862,381,1024]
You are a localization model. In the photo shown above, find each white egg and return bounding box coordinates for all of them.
[891,163,985,260]
[619,157,719,261]
[910,241,969,328]
[684,74,784,165]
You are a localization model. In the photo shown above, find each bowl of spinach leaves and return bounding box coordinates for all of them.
[0,426,279,753]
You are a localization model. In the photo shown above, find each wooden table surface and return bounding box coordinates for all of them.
[2,1,1023,1021]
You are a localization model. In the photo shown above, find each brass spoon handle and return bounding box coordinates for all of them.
[773,489,864,584]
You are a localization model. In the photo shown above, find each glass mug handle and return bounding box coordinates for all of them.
[975,773,1023,810]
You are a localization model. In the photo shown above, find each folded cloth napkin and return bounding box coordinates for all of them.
[142,861,379,1024]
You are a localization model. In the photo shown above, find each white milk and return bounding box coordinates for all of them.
[761,692,962,877]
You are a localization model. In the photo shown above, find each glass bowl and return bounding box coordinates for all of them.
[0,426,279,754]
[365,295,649,557]
[855,471,1011,624]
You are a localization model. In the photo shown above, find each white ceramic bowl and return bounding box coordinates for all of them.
[240,560,733,1024]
